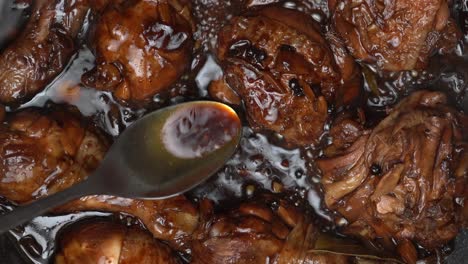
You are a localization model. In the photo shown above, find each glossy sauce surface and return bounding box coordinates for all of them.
[0,0,467,263]
[162,103,240,159]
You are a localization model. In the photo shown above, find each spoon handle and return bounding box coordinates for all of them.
[0,178,99,234]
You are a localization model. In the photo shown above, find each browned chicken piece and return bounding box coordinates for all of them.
[55,221,181,264]
[57,194,387,263]
[0,108,108,204]
[330,0,461,71]
[0,0,92,105]
[191,197,350,264]
[317,91,468,264]
[55,195,199,252]
[82,0,194,103]
[215,6,361,146]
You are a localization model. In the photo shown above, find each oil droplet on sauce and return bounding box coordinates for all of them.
[161,103,241,159]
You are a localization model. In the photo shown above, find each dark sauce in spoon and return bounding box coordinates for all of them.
[0,0,467,263]
[162,103,240,159]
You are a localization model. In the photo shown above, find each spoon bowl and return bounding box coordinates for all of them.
[0,101,242,233]
[95,100,242,198]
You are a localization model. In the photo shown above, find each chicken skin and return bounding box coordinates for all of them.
[214,6,362,146]
[330,0,461,71]
[82,0,194,103]
[56,195,200,252]
[191,197,351,264]
[55,221,181,264]
[0,0,92,105]
[58,194,383,264]
[0,108,108,204]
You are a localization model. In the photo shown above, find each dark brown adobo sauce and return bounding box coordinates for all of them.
[0,0,467,263]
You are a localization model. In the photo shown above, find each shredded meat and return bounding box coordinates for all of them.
[330,0,461,71]
[317,90,468,263]
[323,109,366,156]
[214,5,362,146]
[0,108,108,204]
[82,0,194,103]
[55,221,181,264]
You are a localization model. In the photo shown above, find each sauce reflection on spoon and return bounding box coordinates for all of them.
[116,101,242,198]
[161,103,240,159]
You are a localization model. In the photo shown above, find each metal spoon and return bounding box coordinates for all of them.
[0,101,242,233]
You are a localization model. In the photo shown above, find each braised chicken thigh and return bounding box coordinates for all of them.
[214,5,362,146]
[330,0,461,71]
[0,0,93,105]
[0,108,108,204]
[82,0,194,103]
[317,91,468,263]
[191,197,351,264]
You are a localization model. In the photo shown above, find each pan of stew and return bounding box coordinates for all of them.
[0,0,467,263]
